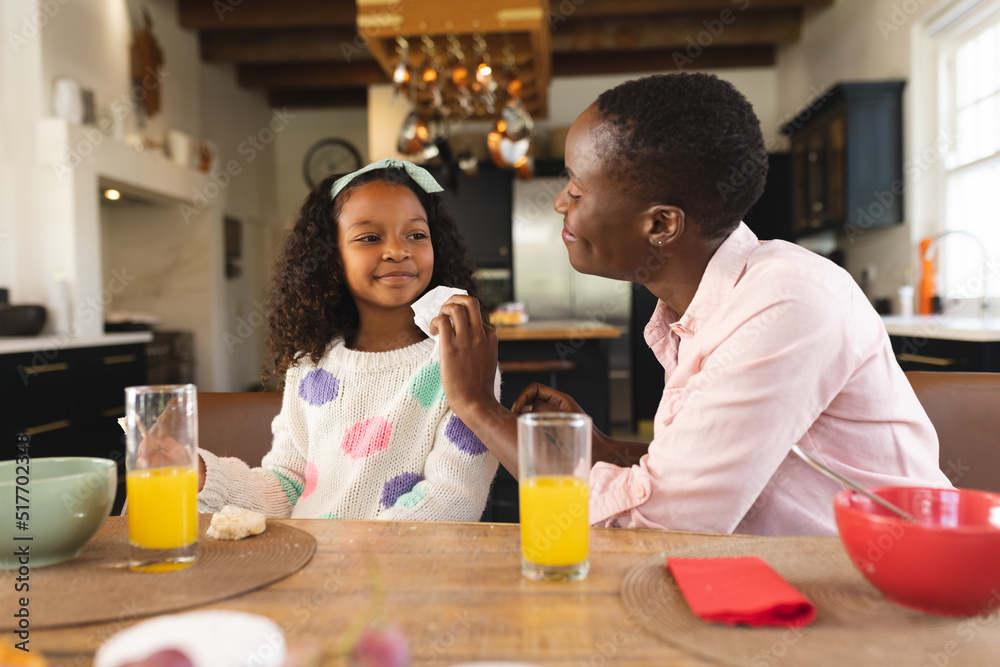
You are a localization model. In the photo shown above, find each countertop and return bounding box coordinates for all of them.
[494,319,622,341]
[0,331,153,355]
[881,315,1000,342]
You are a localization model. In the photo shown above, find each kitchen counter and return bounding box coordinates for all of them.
[495,319,620,441]
[881,315,1000,343]
[494,319,622,341]
[0,331,152,355]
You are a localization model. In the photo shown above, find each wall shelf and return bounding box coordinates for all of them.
[37,118,215,205]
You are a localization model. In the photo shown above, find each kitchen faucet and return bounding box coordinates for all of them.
[922,230,991,317]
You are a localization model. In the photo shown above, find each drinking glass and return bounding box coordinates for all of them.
[125,384,199,572]
[518,412,592,582]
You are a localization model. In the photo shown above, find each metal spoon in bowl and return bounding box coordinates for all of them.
[790,444,916,522]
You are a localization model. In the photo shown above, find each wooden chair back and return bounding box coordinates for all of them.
[905,371,1000,493]
[197,392,282,467]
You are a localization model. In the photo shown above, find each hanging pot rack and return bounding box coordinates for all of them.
[358,0,551,120]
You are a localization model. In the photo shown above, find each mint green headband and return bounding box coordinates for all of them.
[330,158,444,200]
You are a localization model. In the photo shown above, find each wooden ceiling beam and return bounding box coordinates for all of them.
[178,0,829,111]
[551,10,801,52]
[199,28,373,63]
[177,0,356,30]
[552,46,775,76]
[267,87,368,109]
[555,0,831,18]
[238,62,388,89]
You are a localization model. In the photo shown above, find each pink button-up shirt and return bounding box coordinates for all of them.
[590,223,950,535]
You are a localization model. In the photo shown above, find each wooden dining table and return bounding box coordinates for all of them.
[29,518,1000,666]
[33,520,729,666]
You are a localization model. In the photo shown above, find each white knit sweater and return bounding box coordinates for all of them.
[198,337,499,522]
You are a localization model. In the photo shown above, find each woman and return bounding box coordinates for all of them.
[431,73,950,536]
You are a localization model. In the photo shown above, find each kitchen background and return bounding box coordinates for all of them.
[1,0,996,437]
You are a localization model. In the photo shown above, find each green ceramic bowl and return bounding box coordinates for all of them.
[1,457,116,568]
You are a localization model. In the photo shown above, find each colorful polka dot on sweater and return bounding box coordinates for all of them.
[393,480,428,508]
[299,369,339,406]
[445,416,487,455]
[341,416,393,459]
[270,470,303,505]
[408,363,444,408]
[301,461,320,498]
[381,472,424,507]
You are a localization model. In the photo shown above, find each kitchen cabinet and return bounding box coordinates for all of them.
[1,338,148,512]
[883,316,1000,372]
[781,81,905,237]
[890,336,1000,372]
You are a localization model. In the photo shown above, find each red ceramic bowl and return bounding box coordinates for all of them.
[834,486,1000,617]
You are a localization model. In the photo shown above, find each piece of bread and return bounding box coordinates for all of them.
[206,505,266,541]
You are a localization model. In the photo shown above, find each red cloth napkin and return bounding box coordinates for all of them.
[667,556,817,627]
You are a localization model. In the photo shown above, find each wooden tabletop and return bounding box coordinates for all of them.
[35,520,725,666]
[495,319,623,341]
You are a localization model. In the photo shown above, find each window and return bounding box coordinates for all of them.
[936,2,1000,305]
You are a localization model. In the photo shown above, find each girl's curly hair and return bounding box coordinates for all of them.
[263,167,487,384]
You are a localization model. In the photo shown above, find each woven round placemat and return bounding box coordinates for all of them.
[621,537,1000,666]
[3,515,315,630]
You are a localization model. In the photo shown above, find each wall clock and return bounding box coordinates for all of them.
[302,138,363,187]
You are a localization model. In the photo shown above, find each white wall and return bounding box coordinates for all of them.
[775,0,939,303]
[546,69,782,148]
[199,61,283,391]
[39,0,131,125]
[0,5,12,296]
[1,0,50,303]
[274,107,369,225]
[0,0,281,390]
[101,200,218,381]
[41,0,203,145]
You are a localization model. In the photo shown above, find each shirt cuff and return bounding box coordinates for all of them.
[197,448,226,513]
[589,461,652,526]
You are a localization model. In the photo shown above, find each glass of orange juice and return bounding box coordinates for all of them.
[518,412,591,582]
[125,384,199,572]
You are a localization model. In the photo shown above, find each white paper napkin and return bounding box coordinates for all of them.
[412,285,468,361]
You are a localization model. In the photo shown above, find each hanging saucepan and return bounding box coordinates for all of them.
[488,126,531,169]
[397,111,429,155]
[501,137,530,167]
[500,97,534,142]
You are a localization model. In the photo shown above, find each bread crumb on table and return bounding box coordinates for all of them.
[207,505,267,541]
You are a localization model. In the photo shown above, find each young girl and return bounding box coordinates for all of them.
[196,159,499,521]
